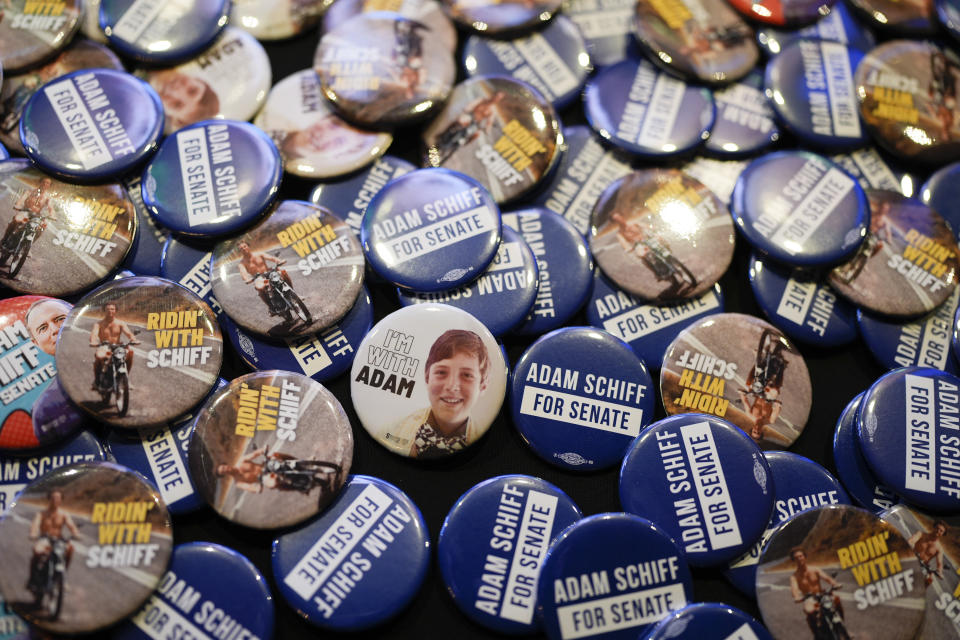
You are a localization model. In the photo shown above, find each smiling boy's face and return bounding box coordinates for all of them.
[425,350,486,433]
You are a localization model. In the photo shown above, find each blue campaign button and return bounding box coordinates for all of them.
[587,269,724,367]
[222,287,373,383]
[438,475,581,634]
[954,303,960,364]
[940,0,960,44]
[723,451,850,596]
[116,541,273,640]
[561,0,641,68]
[159,236,223,317]
[100,0,230,64]
[361,168,501,292]
[142,120,282,238]
[921,161,960,238]
[705,70,780,157]
[397,226,538,337]
[584,58,714,158]
[620,413,775,567]
[510,327,654,470]
[0,144,7,161]
[502,208,593,335]
[122,175,168,277]
[832,393,900,514]
[645,603,774,640]
[858,367,960,511]
[756,2,876,57]
[272,475,429,631]
[749,252,858,347]
[537,512,694,639]
[732,150,869,266]
[463,16,591,110]
[19,69,164,182]
[833,147,917,197]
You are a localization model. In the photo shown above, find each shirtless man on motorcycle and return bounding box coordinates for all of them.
[790,547,845,638]
[29,489,79,575]
[236,241,293,316]
[1,176,52,263]
[216,447,337,494]
[910,520,947,585]
[89,302,139,391]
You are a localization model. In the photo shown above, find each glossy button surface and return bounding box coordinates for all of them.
[0,0,82,73]
[99,0,231,64]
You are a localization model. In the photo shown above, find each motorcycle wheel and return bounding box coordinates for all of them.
[44,572,64,620]
[284,289,312,325]
[9,243,27,278]
[116,372,129,417]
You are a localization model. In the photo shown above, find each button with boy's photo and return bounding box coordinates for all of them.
[99,0,231,64]
[350,304,508,459]
[0,0,82,73]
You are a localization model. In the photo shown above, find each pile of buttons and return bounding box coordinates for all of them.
[3,0,960,638]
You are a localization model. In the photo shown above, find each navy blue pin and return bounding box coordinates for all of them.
[122,175,168,277]
[756,2,876,57]
[0,143,7,160]
[921,161,960,238]
[705,70,779,157]
[142,120,282,238]
[832,393,900,514]
[833,148,916,197]
[561,0,640,67]
[620,413,774,567]
[160,236,223,317]
[100,0,231,64]
[940,0,960,44]
[954,304,960,365]
[272,475,429,631]
[645,603,774,640]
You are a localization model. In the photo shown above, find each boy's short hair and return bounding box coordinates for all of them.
[425,330,489,381]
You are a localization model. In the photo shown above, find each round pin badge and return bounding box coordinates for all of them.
[232,0,330,40]
[756,504,925,640]
[159,236,223,317]
[562,0,640,68]
[0,594,28,639]
[537,512,695,639]
[117,541,274,640]
[857,367,960,512]
[397,225,537,337]
[273,475,429,630]
[350,304,508,459]
[0,460,173,634]
[645,603,774,640]
[756,2,876,56]
[680,156,749,206]
[724,451,850,596]
[0,296,85,453]
[855,40,960,165]
[705,70,780,157]
[732,151,869,267]
[19,69,163,183]
[660,313,813,448]
[188,370,353,529]
[142,120,283,238]
[360,167,500,292]
[463,16,592,109]
[212,200,365,338]
[940,0,960,44]
[584,58,714,158]
[0,144,6,161]
[0,0,82,73]
[833,393,900,514]
[828,190,960,318]
[726,0,836,26]
[99,0,231,64]
[254,69,392,180]
[122,175,168,278]
[56,276,223,430]
[510,327,654,470]
[748,253,858,347]
[0,160,136,297]
[833,147,916,196]
[441,0,560,34]
[765,39,867,150]
[921,161,960,237]
[221,286,373,383]
[847,0,936,33]
[633,0,758,85]
[139,27,272,136]
[437,475,582,634]
[954,304,960,364]
[314,12,456,127]
[422,75,562,204]
[589,169,735,303]
[0,39,123,156]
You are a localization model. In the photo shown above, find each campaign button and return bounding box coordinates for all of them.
[273,475,428,630]
[726,0,836,26]
[590,169,735,302]
[765,39,867,150]
[233,0,330,40]
[221,286,373,383]
[212,200,364,338]
[633,0,758,85]
[756,504,925,640]
[19,69,163,183]
[584,58,714,158]
[645,603,774,640]
[0,145,6,161]
[833,147,917,197]
[159,236,222,317]
[0,594,28,640]
[833,393,900,514]
[847,0,936,33]
[361,167,500,292]
[422,75,562,204]
[502,208,594,335]
[0,160,136,297]
[679,156,750,206]
[660,312,813,448]
[397,225,537,337]
[463,16,591,109]
[749,252,858,347]
[0,460,173,634]
[921,161,960,238]
[139,27,272,136]
[142,120,282,238]
[0,296,84,453]
[122,175,168,278]
[254,69,392,180]
[324,0,457,53]
[100,0,230,64]
[756,2,876,57]
[562,0,641,68]
[723,451,850,596]
[954,303,960,364]
[315,12,456,127]
[510,327,654,470]
[828,190,960,318]
[441,0,561,34]
[857,367,960,512]
[437,475,581,633]
[116,541,273,640]
[56,276,223,430]
[705,70,780,157]
[732,150,869,267]
[188,370,353,528]
[537,512,694,639]
[0,0,82,73]
[350,304,508,459]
